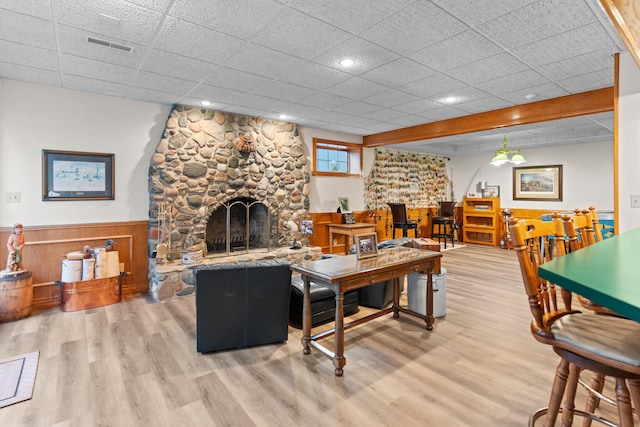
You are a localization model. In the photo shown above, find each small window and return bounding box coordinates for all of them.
[312,138,362,177]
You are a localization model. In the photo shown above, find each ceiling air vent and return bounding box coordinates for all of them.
[86,36,133,53]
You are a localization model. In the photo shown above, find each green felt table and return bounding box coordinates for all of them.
[539,227,640,322]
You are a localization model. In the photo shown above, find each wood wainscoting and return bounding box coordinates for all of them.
[0,221,149,311]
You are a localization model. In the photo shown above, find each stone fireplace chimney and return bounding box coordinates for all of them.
[148,105,310,266]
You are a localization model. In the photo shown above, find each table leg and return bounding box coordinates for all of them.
[329,231,334,254]
[393,276,400,318]
[333,291,346,376]
[425,270,434,330]
[301,276,311,354]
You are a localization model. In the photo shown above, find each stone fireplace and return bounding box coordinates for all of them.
[147,105,321,301]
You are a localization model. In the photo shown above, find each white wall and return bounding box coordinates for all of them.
[298,127,365,213]
[617,52,640,232]
[449,140,614,212]
[0,79,171,227]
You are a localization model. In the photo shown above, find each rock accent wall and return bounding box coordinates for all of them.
[148,105,311,300]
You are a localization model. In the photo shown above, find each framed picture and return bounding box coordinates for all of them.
[484,185,500,198]
[300,220,314,236]
[338,197,351,213]
[355,233,378,259]
[513,164,563,201]
[43,150,115,201]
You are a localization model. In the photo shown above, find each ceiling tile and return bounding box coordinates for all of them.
[0,62,62,87]
[360,58,437,87]
[536,47,616,81]
[253,80,317,103]
[53,0,164,45]
[127,86,181,105]
[431,0,538,26]
[298,91,352,109]
[285,0,414,33]
[499,82,569,104]
[556,68,613,92]
[0,9,56,49]
[203,66,270,92]
[476,0,597,49]
[332,101,381,116]
[512,22,617,67]
[311,37,400,76]
[476,69,550,95]
[224,43,306,79]
[359,1,468,55]
[401,73,467,98]
[0,40,59,71]
[64,74,129,97]
[153,17,245,64]
[140,50,219,82]
[60,54,136,85]
[324,76,388,100]
[168,0,285,39]
[277,62,351,90]
[361,89,422,108]
[0,0,53,20]
[446,52,529,85]
[131,70,199,95]
[248,8,351,60]
[409,30,503,72]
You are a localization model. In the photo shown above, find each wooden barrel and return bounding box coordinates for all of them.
[0,271,33,323]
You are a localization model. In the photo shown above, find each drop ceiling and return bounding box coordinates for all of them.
[0,0,626,155]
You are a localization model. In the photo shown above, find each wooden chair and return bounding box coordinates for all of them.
[431,201,455,249]
[510,216,640,427]
[387,203,418,238]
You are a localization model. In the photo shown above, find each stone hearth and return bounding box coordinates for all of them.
[148,246,323,302]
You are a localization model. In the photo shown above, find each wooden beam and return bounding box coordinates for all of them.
[600,0,640,69]
[363,87,614,147]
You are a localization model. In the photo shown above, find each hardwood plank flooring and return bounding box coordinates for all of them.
[0,244,624,426]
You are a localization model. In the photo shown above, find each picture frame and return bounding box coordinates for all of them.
[513,164,563,201]
[300,220,314,236]
[484,185,500,198]
[338,197,351,213]
[42,149,115,201]
[355,233,378,259]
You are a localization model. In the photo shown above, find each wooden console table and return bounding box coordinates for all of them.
[291,246,442,376]
[328,223,376,254]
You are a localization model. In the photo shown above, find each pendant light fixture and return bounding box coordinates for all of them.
[490,134,526,166]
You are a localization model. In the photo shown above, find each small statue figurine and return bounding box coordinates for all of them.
[6,223,25,272]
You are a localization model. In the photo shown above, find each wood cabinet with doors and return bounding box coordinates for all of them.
[462,197,501,246]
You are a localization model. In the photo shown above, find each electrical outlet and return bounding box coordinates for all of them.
[5,192,20,203]
[631,194,640,208]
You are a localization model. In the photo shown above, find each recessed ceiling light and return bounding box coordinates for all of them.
[525,93,538,100]
[442,96,458,104]
[339,58,355,67]
[278,114,289,119]
[200,100,212,106]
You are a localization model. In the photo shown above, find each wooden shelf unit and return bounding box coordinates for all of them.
[462,197,501,246]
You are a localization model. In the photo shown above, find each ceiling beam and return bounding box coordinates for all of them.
[599,0,640,68]
[363,87,614,147]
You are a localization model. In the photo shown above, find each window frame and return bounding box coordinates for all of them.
[312,138,362,177]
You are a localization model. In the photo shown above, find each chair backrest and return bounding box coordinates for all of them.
[564,210,596,251]
[588,206,604,242]
[509,214,573,337]
[437,201,455,217]
[564,210,622,317]
[387,203,408,224]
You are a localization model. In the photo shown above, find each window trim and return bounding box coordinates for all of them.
[312,138,363,177]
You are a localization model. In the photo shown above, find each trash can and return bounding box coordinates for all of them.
[407,268,447,318]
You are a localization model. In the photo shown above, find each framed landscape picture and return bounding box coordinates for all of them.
[42,150,115,201]
[355,233,378,259]
[513,164,562,201]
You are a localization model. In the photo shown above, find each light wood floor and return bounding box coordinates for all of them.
[0,244,619,426]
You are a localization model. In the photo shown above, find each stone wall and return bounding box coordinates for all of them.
[149,105,310,261]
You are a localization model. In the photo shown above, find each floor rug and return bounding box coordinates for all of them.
[0,351,39,409]
[440,243,466,252]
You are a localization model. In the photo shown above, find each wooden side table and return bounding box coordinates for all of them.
[328,223,376,254]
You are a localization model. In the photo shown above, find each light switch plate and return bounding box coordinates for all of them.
[5,192,20,203]
[631,194,640,208]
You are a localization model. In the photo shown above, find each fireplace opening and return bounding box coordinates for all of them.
[205,197,276,256]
